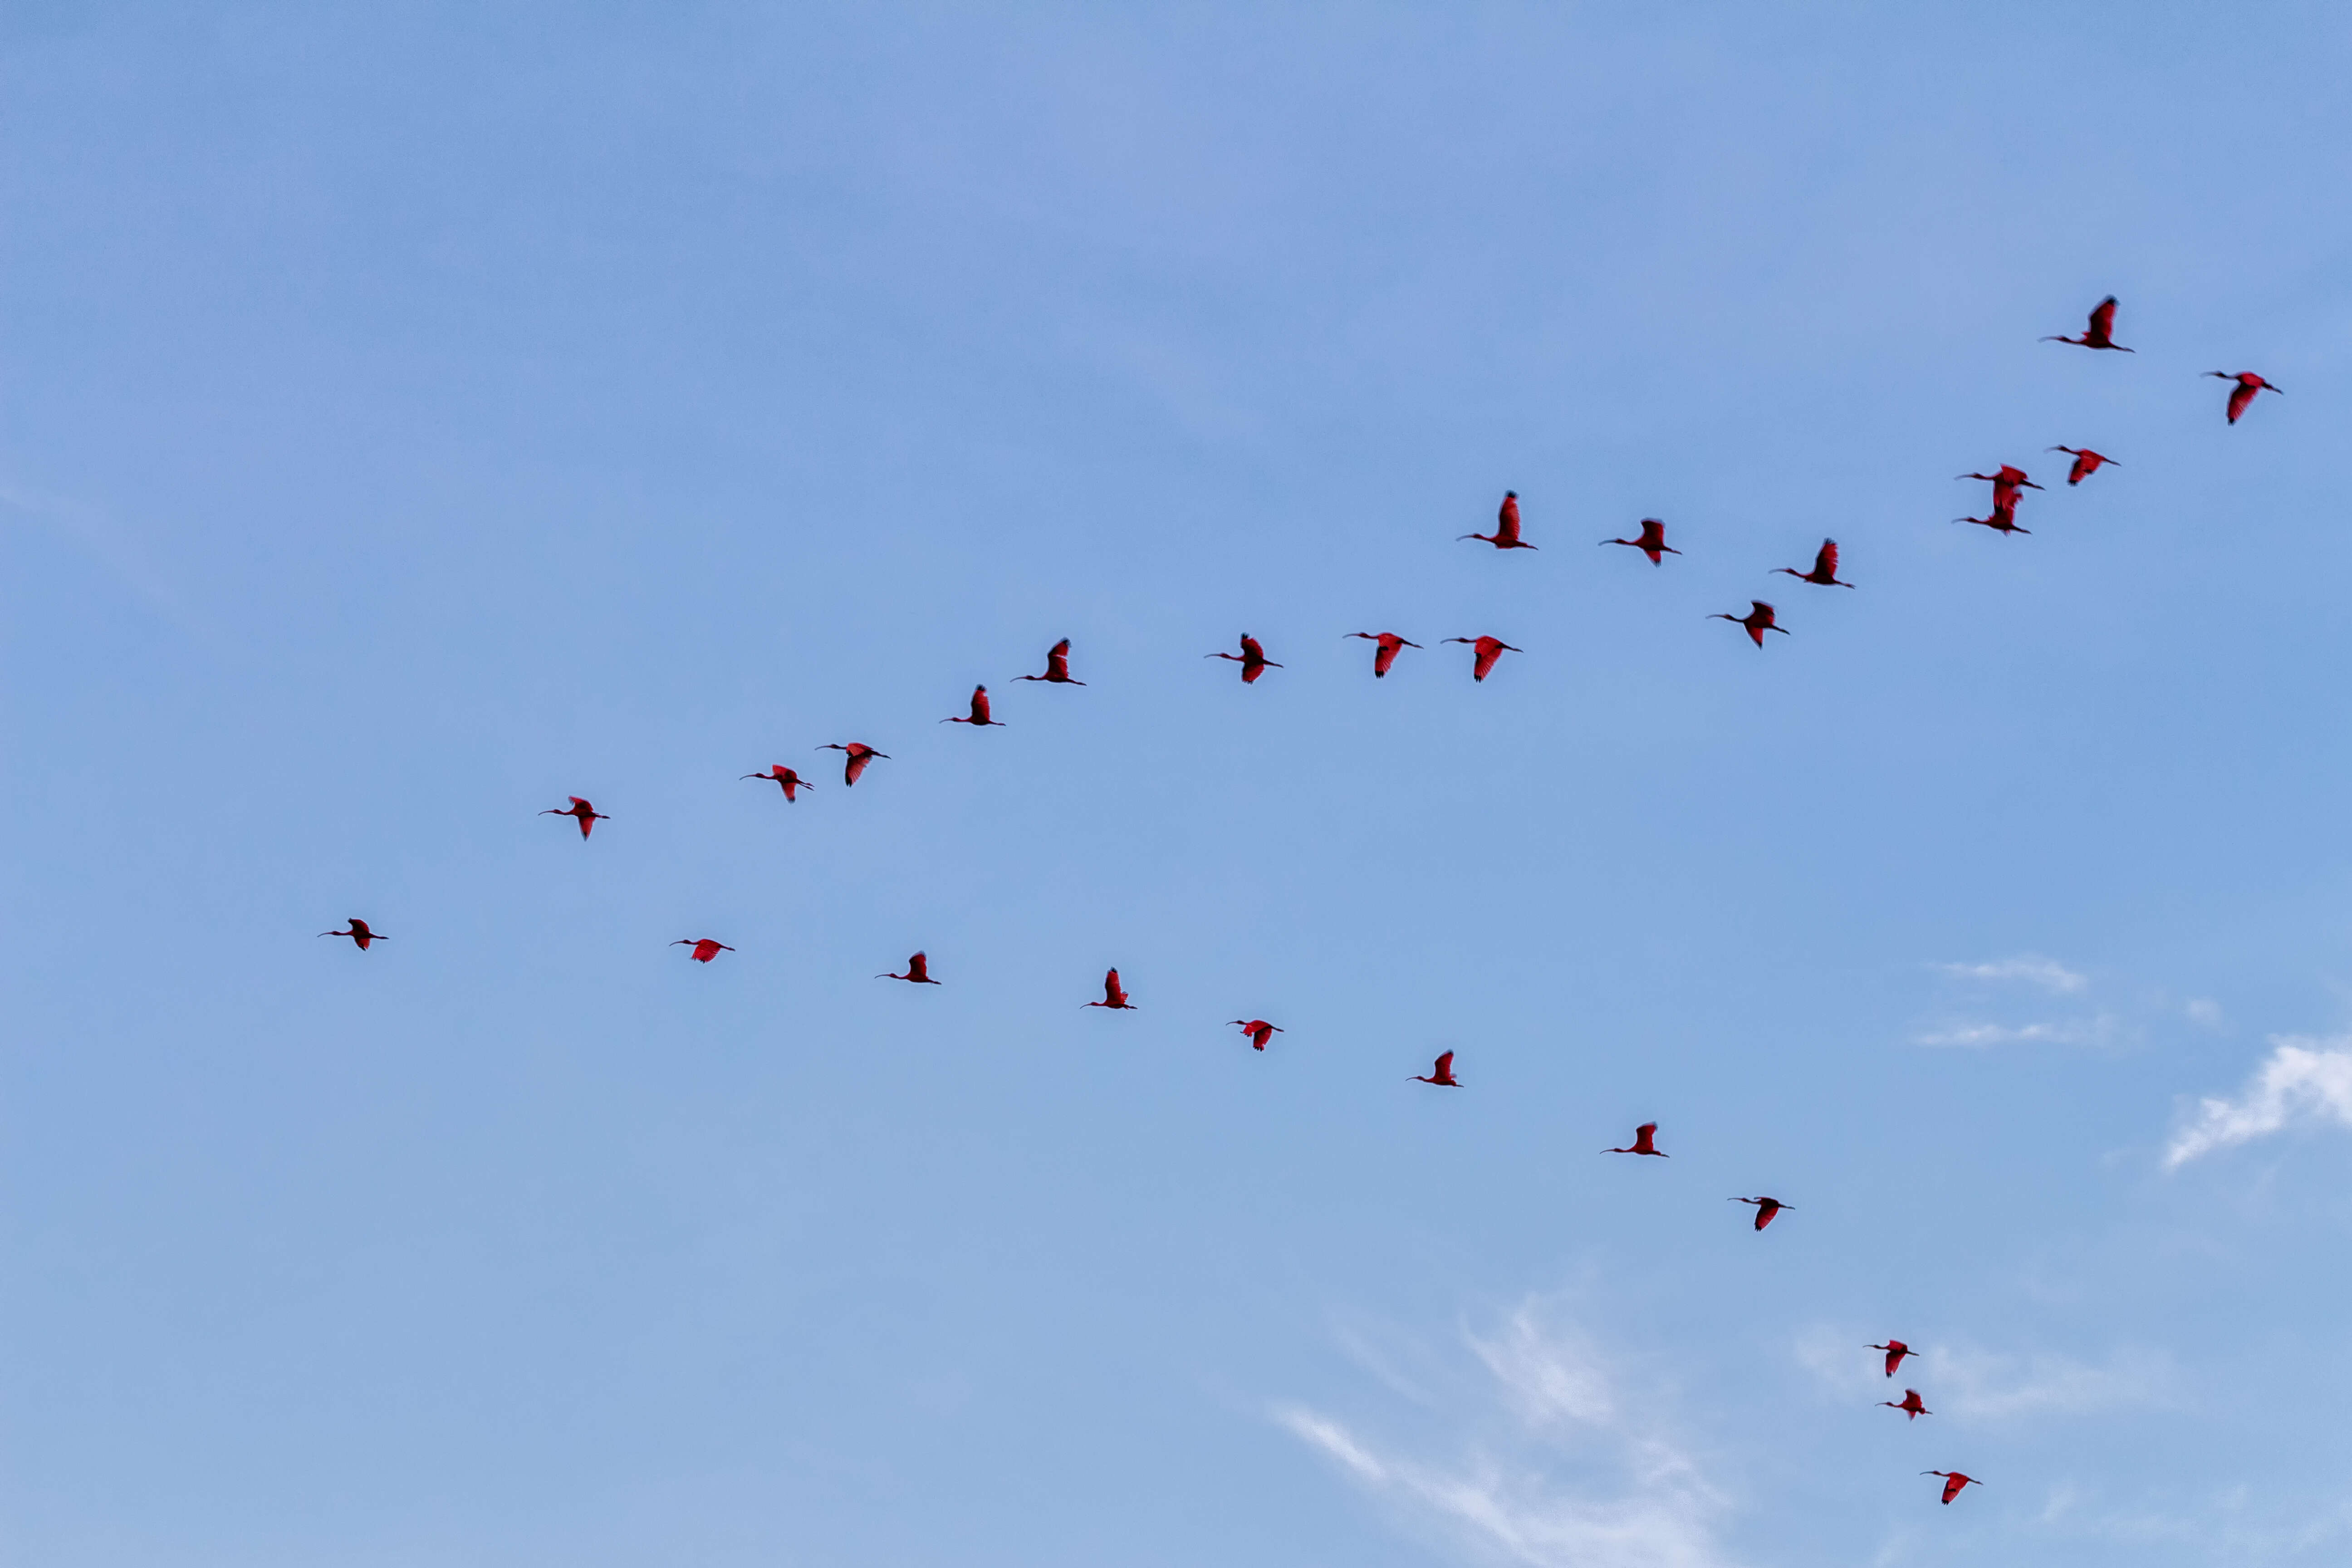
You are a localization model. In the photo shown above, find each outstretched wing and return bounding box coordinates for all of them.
[1813,540,1838,579]
[2088,295,2117,338]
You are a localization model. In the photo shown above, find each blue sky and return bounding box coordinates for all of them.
[7,4,2352,1564]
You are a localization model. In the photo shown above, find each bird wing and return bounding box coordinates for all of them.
[1049,638,1071,657]
[2089,296,2117,338]
[1813,540,1838,578]
[1433,1050,1454,1073]
[1639,519,1667,548]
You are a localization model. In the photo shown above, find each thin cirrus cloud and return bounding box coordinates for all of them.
[1793,1325,2175,1421]
[1913,1015,2118,1049]
[2166,1037,2352,1167]
[1935,956,2089,993]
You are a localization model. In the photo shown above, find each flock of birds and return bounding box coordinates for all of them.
[314,293,2281,1516]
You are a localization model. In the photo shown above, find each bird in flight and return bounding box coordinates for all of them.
[1208,634,1282,684]
[1083,968,1136,1009]
[820,742,889,785]
[1014,638,1085,686]
[1443,635,1521,681]
[2206,371,2281,425]
[742,764,814,801]
[878,951,941,984]
[1411,1050,1462,1087]
[1868,1340,1918,1378]
[1773,539,1853,588]
[2048,446,2117,486]
[1344,631,1422,677]
[1881,1389,1932,1421]
[673,938,734,963]
[1955,503,2030,536]
[1710,601,1788,647]
[1602,518,1681,564]
[1604,1122,1668,1156]
[943,685,1004,726]
[1460,490,1536,549]
[1922,1471,1980,1505]
[1959,465,2043,513]
[2042,294,2132,351]
[1730,1196,1791,1230]
[319,918,387,950]
[1229,1019,1284,1050]
[540,796,608,839]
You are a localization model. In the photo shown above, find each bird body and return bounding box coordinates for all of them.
[1923,1471,1979,1505]
[319,918,386,950]
[1710,601,1788,646]
[1731,1195,1790,1230]
[1412,1050,1461,1087]
[1605,1122,1667,1156]
[879,951,941,984]
[541,796,608,838]
[1955,503,2030,536]
[1460,490,1536,549]
[2048,446,2116,485]
[1959,465,2043,513]
[943,685,1004,725]
[1443,635,1521,681]
[821,742,889,785]
[743,764,814,800]
[2043,294,2132,351]
[2207,371,2281,424]
[673,938,734,963]
[1774,539,1853,588]
[1014,638,1085,685]
[1208,634,1282,683]
[1869,1339,1916,1378]
[1084,968,1136,1009]
[1602,518,1681,564]
[1230,1019,1283,1050]
[1345,631,1421,677]
[1882,1389,1931,1421]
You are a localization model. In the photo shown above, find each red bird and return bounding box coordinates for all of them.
[1083,968,1136,1009]
[1344,632,1422,677]
[1602,518,1681,564]
[1460,490,1536,549]
[1229,1018,1284,1050]
[2042,294,2132,351]
[1868,1340,1918,1378]
[1710,601,1788,647]
[1955,501,2030,535]
[1730,1196,1791,1230]
[1604,1122,1667,1156]
[2206,370,2281,424]
[1882,1389,1932,1421]
[1207,634,1282,684]
[1958,465,2042,512]
[1923,1471,1980,1505]
[1774,539,1853,588]
[673,938,734,963]
[742,764,814,801]
[318,918,387,950]
[539,796,608,838]
[1443,635,1521,681]
[1411,1050,1461,1087]
[878,951,941,984]
[2048,445,2117,485]
[942,685,1004,726]
[1014,637,1085,685]
[820,742,889,785]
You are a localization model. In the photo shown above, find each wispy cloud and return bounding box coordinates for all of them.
[1794,1324,2174,1421]
[1913,1014,2117,1049]
[2166,1036,2352,1167]
[1936,956,2087,992]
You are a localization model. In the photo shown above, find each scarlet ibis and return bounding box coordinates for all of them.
[742,764,814,801]
[1083,969,1136,1009]
[1730,1196,1790,1230]
[1773,539,1853,588]
[820,742,889,785]
[1954,503,2030,535]
[2042,295,2132,351]
[1207,634,1281,684]
[1959,465,2042,512]
[318,918,387,950]
[1344,632,1421,677]
[1922,1471,1980,1505]
[1604,1122,1667,1156]
[1230,1019,1283,1050]
[540,796,608,838]
[2206,371,2281,424]
[878,951,941,984]
[1411,1050,1461,1087]
[1460,491,1536,549]
[942,686,1004,726]
[1710,602,1787,647]
[1014,637,1085,686]
[1881,1389,1931,1421]
[1602,518,1681,564]
[1869,1340,1917,1378]
[1442,635,1521,681]
[673,938,734,963]
[2048,446,2117,486]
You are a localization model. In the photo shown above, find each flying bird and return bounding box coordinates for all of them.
[820,742,889,785]
[2048,446,2117,485]
[673,938,734,963]
[1730,1196,1791,1230]
[1773,539,1853,588]
[1954,503,2030,536]
[742,764,814,801]
[2206,371,2281,424]
[318,918,387,950]
[1922,1471,1980,1506]
[942,685,1004,725]
[1229,1019,1284,1050]
[1442,635,1521,681]
[1881,1389,1932,1421]
[1710,601,1788,646]
[2042,294,2132,351]
[1460,490,1536,549]
[1604,1122,1668,1156]
[1344,631,1422,677]
[1958,465,2043,512]
[878,951,941,984]
[539,796,608,838]
[1014,637,1085,685]
[1602,518,1681,564]
[1207,634,1282,684]
[1868,1340,1918,1378]
[1083,969,1136,1009]
[1411,1050,1462,1087]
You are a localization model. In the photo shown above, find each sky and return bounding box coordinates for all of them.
[6,3,2352,1564]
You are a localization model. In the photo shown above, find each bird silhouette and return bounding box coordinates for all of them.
[1602,518,1681,564]
[1710,601,1788,647]
[2048,446,2117,486]
[1014,637,1085,685]
[1604,1122,1667,1156]
[673,938,734,963]
[1882,1389,1931,1421]
[1083,968,1136,1009]
[878,951,941,984]
[1954,503,2030,536]
[742,764,814,801]
[942,686,1004,726]
[1344,632,1422,677]
[1922,1471,1980,1505]
[1230,1019,1284,1050]
[1207,634,1282,684]
[2042,294,2132,351]
[2206,371,2281,424]
[1411,1050,1461,1087]
[1442,635,1521,681]
[1868,1340,1918,1378]
[318,918,387,950]
[539,796,608,838]
[1460,490,1536,549]
[1959,465,2043,512]
[1730,1196,1791,1230]
[820,742,889,785]
[1773,539,1853,588]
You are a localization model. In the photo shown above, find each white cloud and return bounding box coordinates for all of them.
[2166,1037,2352,1166]
[2185,999,2226,1029]
[1913,1014,2116,1049]
[1936,956,2087,992]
